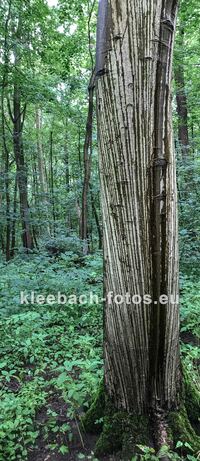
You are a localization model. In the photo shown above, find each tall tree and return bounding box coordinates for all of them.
[85,0,193,453]
[1,0,12,260]
[8,15,33,250]
[81,0,97,254]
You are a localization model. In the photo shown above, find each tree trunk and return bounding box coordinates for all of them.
[90,184,102,250]
[36,108,48,197]
[10,18,33,251]
[49,130,56,236]
[10,173,17,258]
[64,117,70,190]
[2,92,10,261]
[35,107,50,235]
[175,29,189,158]
[1,0,12,261]
[12,84,33,250]
[97,0,180,418]
[81,71,95,254]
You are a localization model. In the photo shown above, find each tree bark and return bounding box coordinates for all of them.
[90,184,102,250]
[97,0,180,417]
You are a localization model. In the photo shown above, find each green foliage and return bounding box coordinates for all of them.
[0,249,103,460]
[131,443,200,461]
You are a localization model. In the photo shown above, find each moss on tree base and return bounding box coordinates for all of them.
[183,366,200,424]
[168,406,200,453]
[95,412,150,458]
[83,384,150,458]
[83,380,200,459]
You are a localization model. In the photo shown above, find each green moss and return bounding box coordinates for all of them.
[83,385,149,458]
[83,377,200,458]
[168,406,200,453]
[82,381,105,434]
[95,411,149,458]
[183,368,200,423]
[95,412,125,456]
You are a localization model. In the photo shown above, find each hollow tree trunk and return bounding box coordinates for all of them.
[97,0,180,416]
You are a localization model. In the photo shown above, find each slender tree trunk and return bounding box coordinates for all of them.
[1,0,12,261]
[49,130,56,236]
[10,18,33,250]
[10,173,17,258]
[1,97,10,261]
[175,30,189,158]
[81,1,96,254]
[0,169,5,256]
[36,108,48,197]
[64,117,70,189]
[12,84,33,250]
[97,0,180,420]
[81,71,95,254]
[78,126,82,173]
[35,107,50,235]
[90,185,102,250]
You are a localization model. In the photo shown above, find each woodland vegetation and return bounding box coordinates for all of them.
[0,0,199,460]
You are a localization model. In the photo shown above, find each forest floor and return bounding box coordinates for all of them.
[0,249,199,461]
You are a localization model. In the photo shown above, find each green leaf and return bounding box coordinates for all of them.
[176,441,183,448]
[57,372,67,385]
[59,445,69,454]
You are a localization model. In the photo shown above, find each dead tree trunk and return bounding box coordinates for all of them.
[92,0,184,449]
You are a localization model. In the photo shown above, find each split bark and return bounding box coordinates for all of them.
[97,0,180,415]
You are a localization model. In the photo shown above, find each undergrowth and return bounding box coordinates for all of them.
[0,244,199,460]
